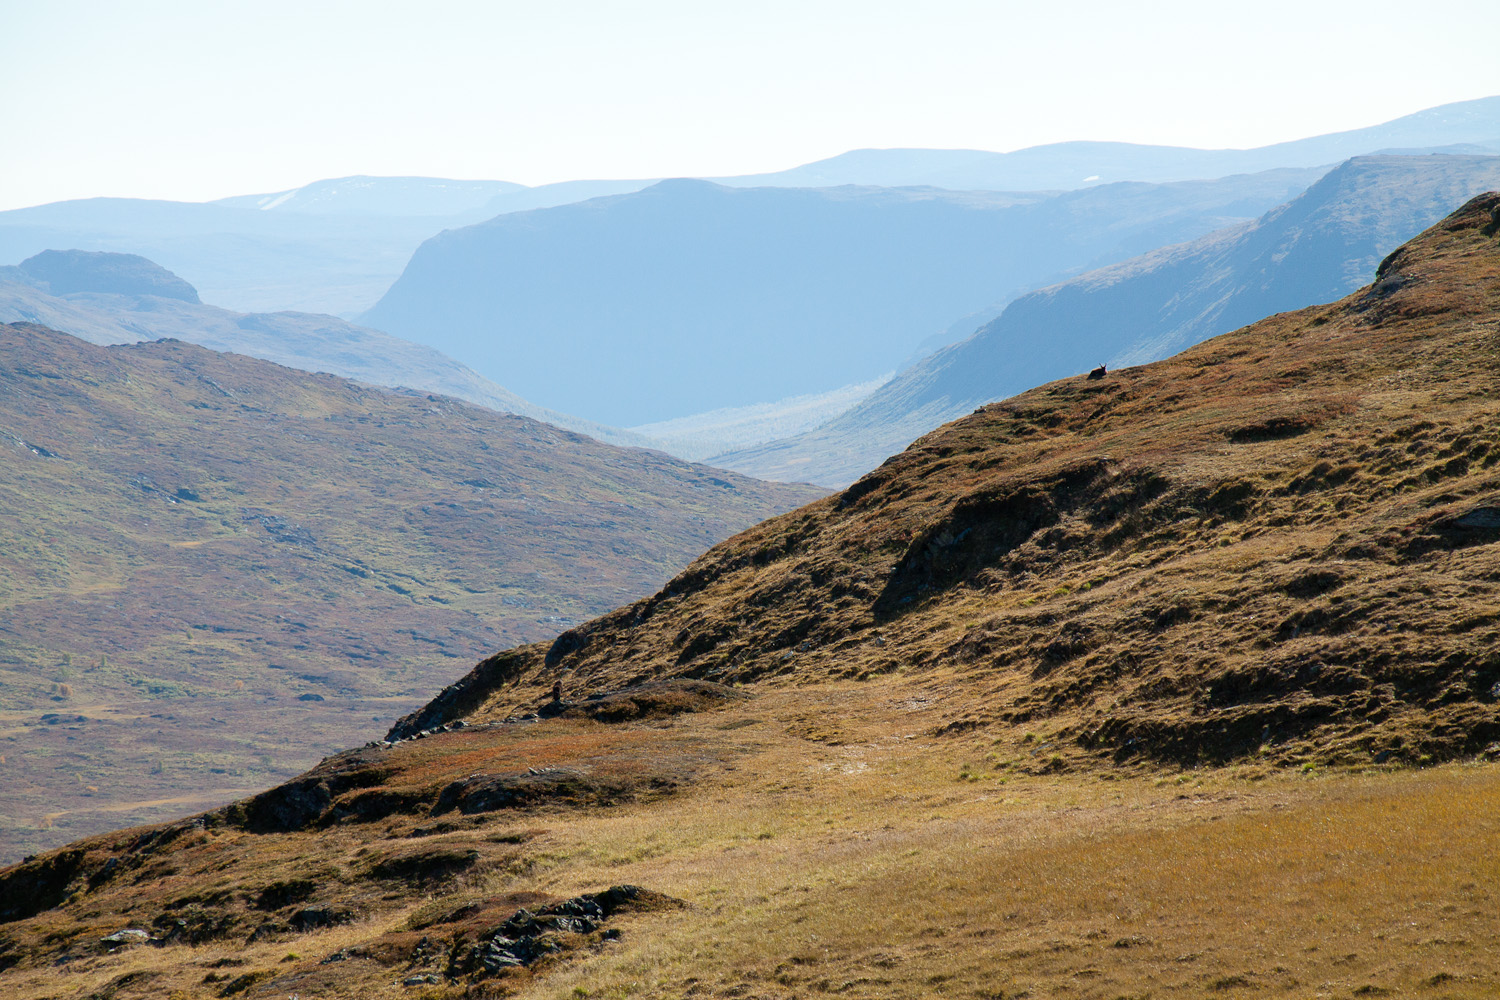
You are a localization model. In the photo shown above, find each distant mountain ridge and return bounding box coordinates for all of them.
[0,252,655,450]
[0,197,450,316]
[4,96,1496,320]
[212,176,525,217]
[361,169,1323,425]
[15,249,200,303]
[209,96,1500,206]
[716,154,1500,486]
[723,96,1500,189]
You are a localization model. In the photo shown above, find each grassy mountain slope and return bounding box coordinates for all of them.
[722,153,1500,486]
[362,170,1322,426]
[0,326,823,860]
[1,196,1498,1000]
[0,257,654,450]
[409,189,1500,765]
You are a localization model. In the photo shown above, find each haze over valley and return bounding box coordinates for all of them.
[8,98,1500,462]
[4,3,1500,996]
[5,90,1500,854]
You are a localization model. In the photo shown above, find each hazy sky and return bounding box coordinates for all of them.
[3,0,1497,210]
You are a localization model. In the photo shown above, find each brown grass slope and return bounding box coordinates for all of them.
[5,682,1500,999]
[0,328,823,860]
[413,191,1500,770]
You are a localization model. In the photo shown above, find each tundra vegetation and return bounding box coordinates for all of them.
[0,332,822,860]
[3,195,1500,998]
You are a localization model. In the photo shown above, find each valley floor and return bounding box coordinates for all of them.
[4,675,1497,999]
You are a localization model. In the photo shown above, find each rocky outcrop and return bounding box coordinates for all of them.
[455,886,682,976]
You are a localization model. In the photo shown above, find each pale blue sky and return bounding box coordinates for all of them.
[2,0,1497,210]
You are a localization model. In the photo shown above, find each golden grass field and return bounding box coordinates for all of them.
[3,678,1499,999]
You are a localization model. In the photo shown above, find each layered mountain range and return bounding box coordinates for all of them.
[0,250,652,449]
[5,97,1495,330]
[362,170,1323,425]
[722,153,1500,485]
[734,95,1500,189]
[220,96,1500,213]
[2,193,1498,1000]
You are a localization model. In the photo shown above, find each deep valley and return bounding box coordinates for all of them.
[3,192,1499,998]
